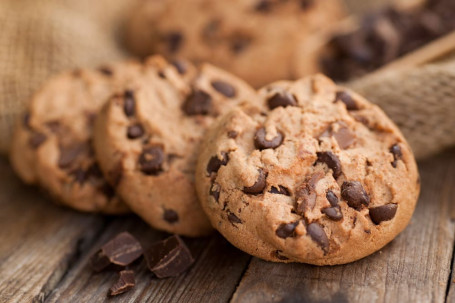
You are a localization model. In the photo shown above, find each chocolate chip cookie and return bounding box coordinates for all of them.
[125,0,345,87]
[195,74,420,264]
[10,62,141,214]
[93,56,258,236]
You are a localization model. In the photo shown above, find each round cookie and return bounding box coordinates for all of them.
[195,74,420,265]
[125,0,345,87]
[10,62,141,214]
[93,56,258,237]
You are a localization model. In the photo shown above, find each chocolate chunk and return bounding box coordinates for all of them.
[182,90,212,116]
[127,124,144,139]
[108,270,135,297]
[335,91,359,110]
[206,152,229,175]
[165,32,184,53]
[124,90,135,117]
[254,127,284,150]
[163,209,179,224]
[58,144,85,169]
[211,80,236,98]
[227,131,238,139]
[210,183,220,202]
[270,185,290,196]
[276,222,298,239]
[333,127,356,149]
[267,92,297,109]
[98,66,113,76]
[139,146,164,175]
[91,232,143,272]
[228,212,242,225]
[171,60,187,74]
[390,144,402,168]
[326,190,339,206]
[29,132,47,149]
[322,206,343,221]
[255,0,271,12]
[144,235,194,278]
[369,204,398,225]
[316,151,342,179]
[306,222,329,252]
[243,169,267,195]
[295,172,324,215]
[231,35,251,54]
[341,181,370,210]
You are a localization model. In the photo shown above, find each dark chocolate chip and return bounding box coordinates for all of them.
[163,209,179,224]
[23,113,31,129]
[270,185,290,196]
[326,190,339,206]
[231,35,251,54]
[158,71,166,79]
[108,270,135,297]
[333,127,356,149]
[306,222,329,252]
[171,60,187,74]
[254,127,284,150]
[211,80,236,98]
[206,152,229,175]
[71,168,87,184]
[124,90,136,117]
[228,212,242,225]
[29,132,47,149]
[300,0,314,9]
[273,250,289,261]
[58,144,85,169]
[276,222,298,239]
[91,232,143,272]
[295,172,324,215]
[98,66,113,76]
[182,90,212,116]
[369,204,398,225]
[227,131,238,139]
[210,183,220,202]
[46,121,61,133]
[127,124,144,139]
[341,181,370,210]
[243,169,267,195]
[255,0,272,12]
[99,183,116,199]
[390,144,403,168]
[322,206,343,221]
[267,92,297,110]
[139,146,164,175]
[144,235,194,278]
[335,91,359,110]
[165,32,184,53]
[316,151,342,179]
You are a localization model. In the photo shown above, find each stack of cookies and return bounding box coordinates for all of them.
[10,0,420,265]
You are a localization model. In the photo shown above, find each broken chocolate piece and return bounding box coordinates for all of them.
[270,185,290,196]
[228,212,242,225]
[206,152,229,175]
[254,127,284,150]
[333,127,356,149]
[369,204,398,225]
[341,181,370,210]
[210,183,221,202]
[91,232,143,272]
[108,270,135,296]
[276,222,298,239]
[316,151,342,179]
[243,169,267,195]
[144,235,194,278]
[295,172,324,215]
[306,222,329,252]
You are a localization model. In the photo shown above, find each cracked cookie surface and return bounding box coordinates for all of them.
[93,56,258,236]
[195,74,420,265]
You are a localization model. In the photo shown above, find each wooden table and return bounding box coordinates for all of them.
[1,150,455,303]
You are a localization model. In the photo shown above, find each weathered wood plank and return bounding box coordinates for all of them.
[45,218,251,303]
[231,151,455,303]
[0,157,108,303]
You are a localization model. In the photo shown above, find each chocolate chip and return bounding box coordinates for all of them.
[322,206,343,221]
[210,183,220,202]
[228,212,242,225]
[326,190,339,206]
[206,152,229,175]
[267,92,297,110]
[165,32,184,53]
[255,0,271,12]
[333,127,356,149]
[276,222,298,239]
[163,209,179,224]
[144,235,194,278]
[341,181,370,210]
[124,90,135,117]
[270,185,290,196]
[182,90,212,116]
[98,66,113,76]
[296,184,316,215]
[71,168,87,184]
[273,250,289,261]
[369,204,398,225]
[46,121,61,133]
[139,146,164,175]
[58,144,85,169]
[108,270,135,297]
[227,131,238,139]
[91,232,143,272]
[231,35,251,54]
[23,113,31,129]
[171,60,187,74]
[100,183,116,199]
[29,132,47,149]
[316,151,342,179]
[243,169,267,195]
[158,71,166,79]
[300,0,314,9]
[211,80,236,98]
[335,91,359,110]
[390,144,403,168]
[254,127,284,150]
[306,222,329,252]
[127,124,144,139]
[108,162,123,187]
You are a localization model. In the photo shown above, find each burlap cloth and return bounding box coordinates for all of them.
[0,0,453,160]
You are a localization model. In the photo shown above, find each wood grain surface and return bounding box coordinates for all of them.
[1,149,455,303]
